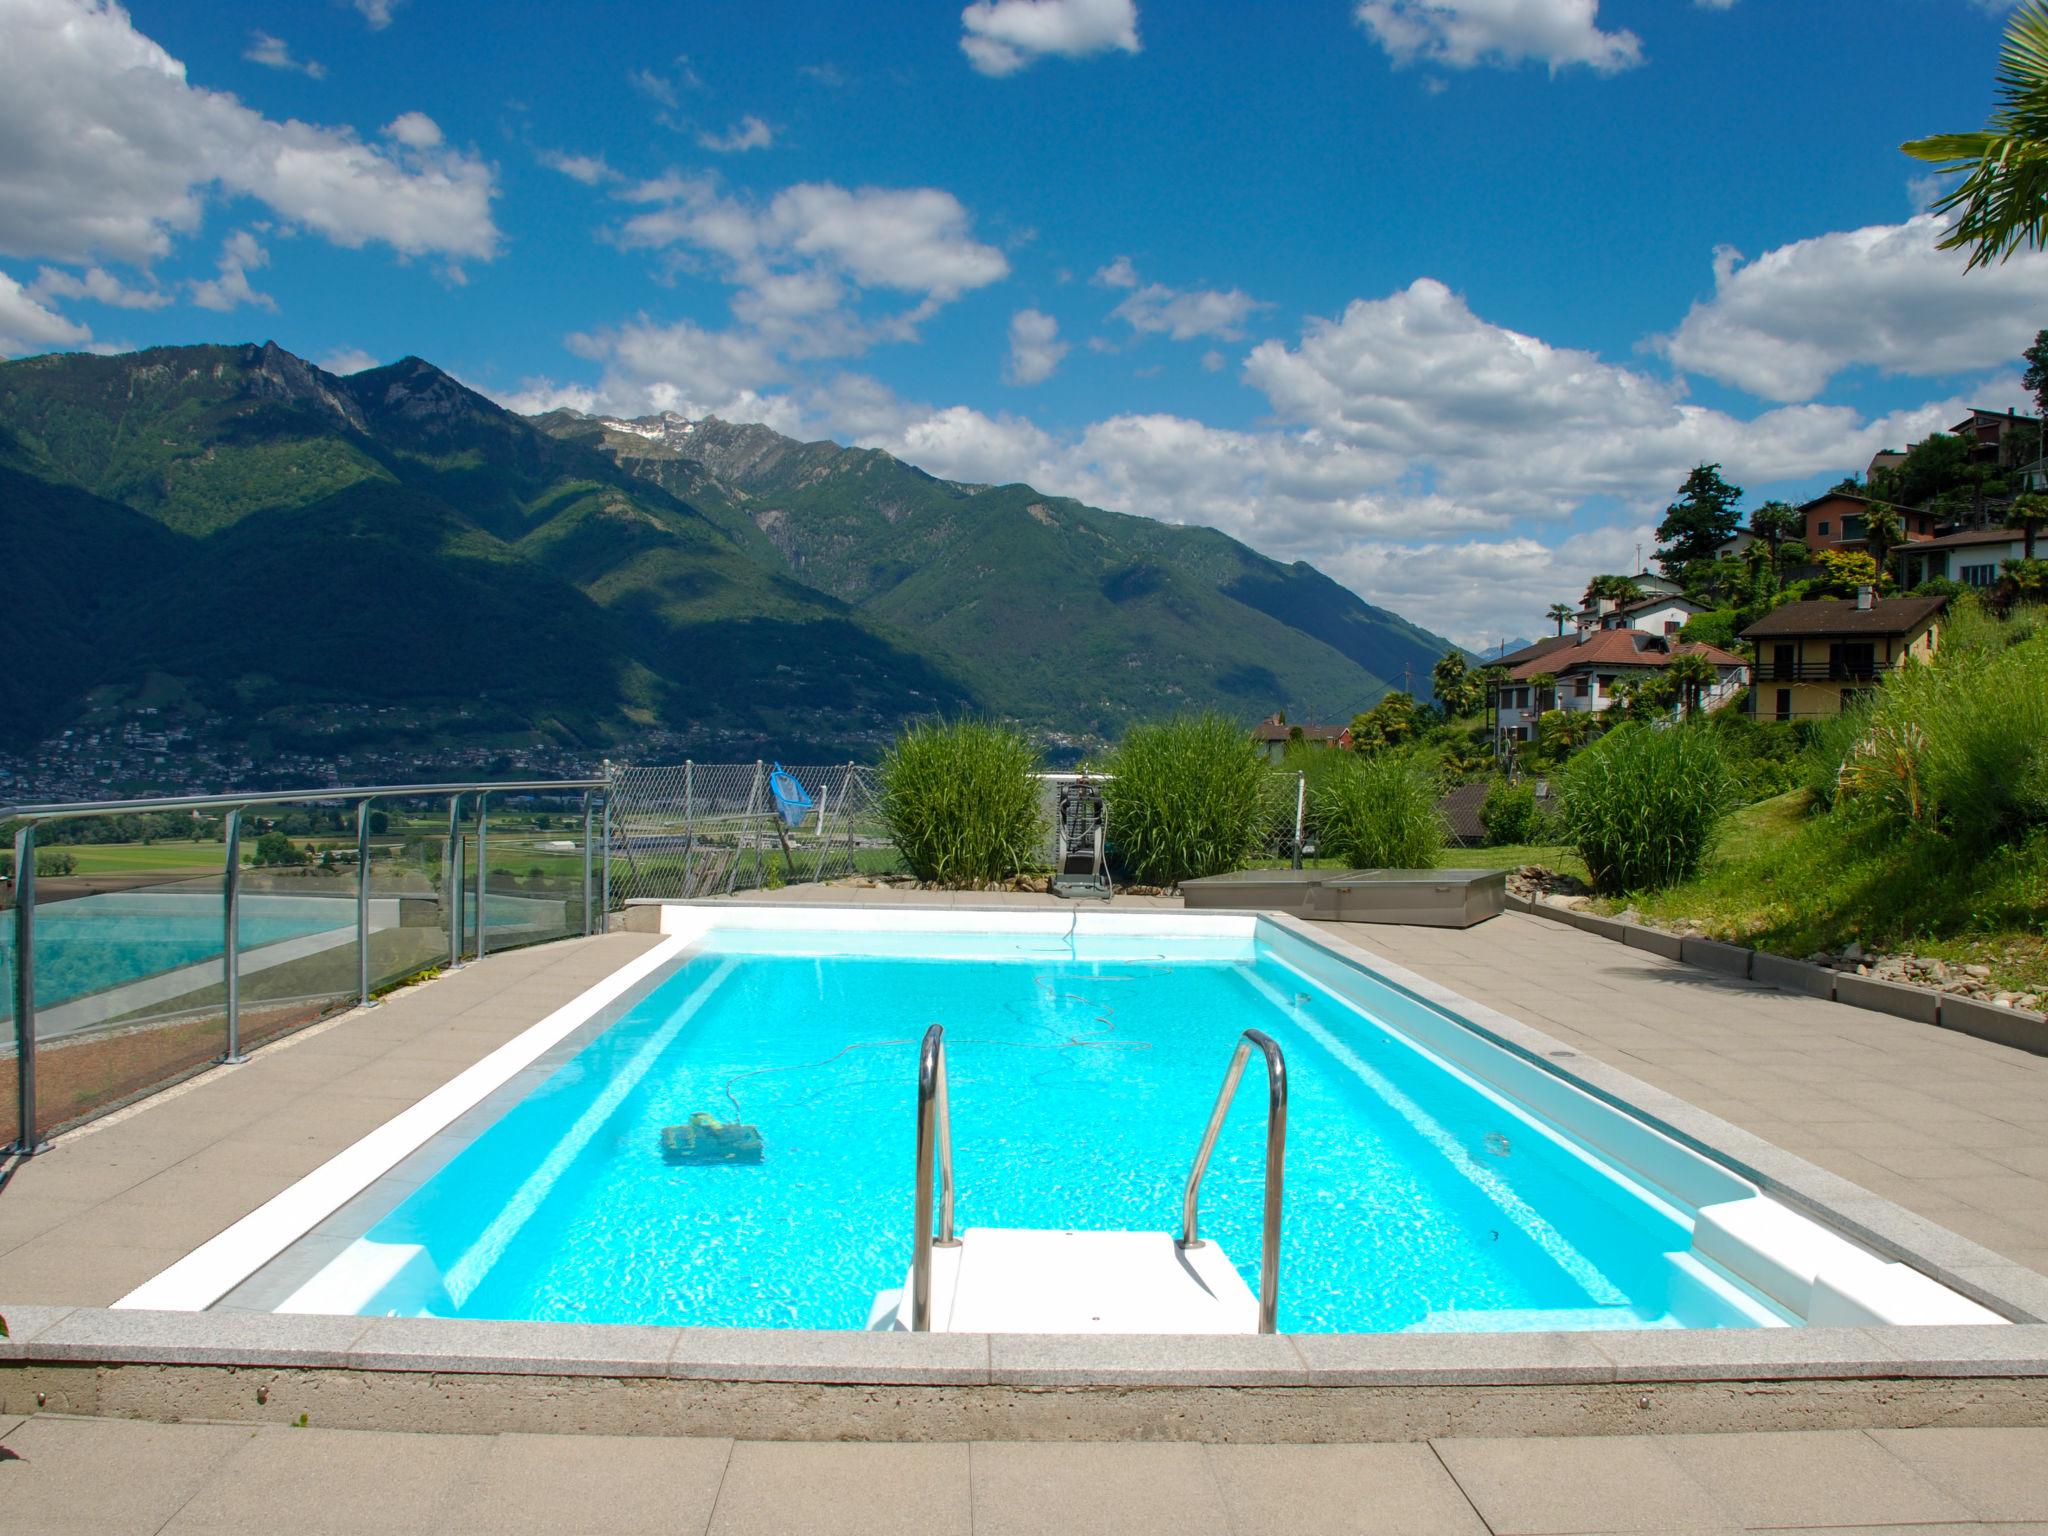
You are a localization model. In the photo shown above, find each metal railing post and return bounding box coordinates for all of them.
[8,821,46,1154]
[222,809,246,1063]
[474,792,490,961]
[600,794,612,934]
[581,792,594,937]
[1292,771,1307,870]
[446,794,465,969]
[683,760,695,896]
[910,1023,958,1332]
[356,798,378,1009]
[1180,1028,1288,1334]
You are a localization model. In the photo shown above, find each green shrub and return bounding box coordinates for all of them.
[1677,608,1741,649]
[877,719,1045,887]
[1837,631,2048,852]
[1555,723,1731,894]
[1479,778,1544,844]
[1315,754,1447,868]
[1102,714,1271,885]
[0,848,76,878]
[1705,711,1803,803]
[1797,701,1874,810]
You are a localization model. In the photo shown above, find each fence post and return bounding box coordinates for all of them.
[581,792,594,937]
[599,793,612,934]
[446,794,466,969]
[356,798,378,1009]
[1292,772,1307,871]
[8,821,46,1154]
[752,760,766,891]
[683,760,695,896]
[474,791,491,961]
[222,808,246,1063]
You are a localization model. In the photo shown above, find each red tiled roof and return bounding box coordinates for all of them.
[1506,631,1742,680]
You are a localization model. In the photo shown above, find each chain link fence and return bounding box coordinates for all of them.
[606,763,1310,898]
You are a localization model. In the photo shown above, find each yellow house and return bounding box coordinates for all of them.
[1740,590,1948,722]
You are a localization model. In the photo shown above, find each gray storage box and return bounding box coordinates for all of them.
[1177,868,1362,919]
[1179,867,1506,928]
[1310,868,1506,928]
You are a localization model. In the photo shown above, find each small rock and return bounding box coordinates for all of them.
[1965,964,1992,979]
[1842,941,1865,962]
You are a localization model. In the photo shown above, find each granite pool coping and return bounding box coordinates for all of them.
[7,1305,2048,1389]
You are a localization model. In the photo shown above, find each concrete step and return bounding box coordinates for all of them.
[880,1226,1259,1334]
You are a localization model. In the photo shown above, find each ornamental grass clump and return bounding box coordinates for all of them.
[1554,723,1731,894]
[1102,713,1271,886]
[1315,753,1447,869]
[876,719,1045,887]
[1835,626,2048,853]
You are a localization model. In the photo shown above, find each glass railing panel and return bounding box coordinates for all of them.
[471,793,590,955]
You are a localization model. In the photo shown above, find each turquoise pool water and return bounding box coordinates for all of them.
[0,891,352,1016]
[323,927,1787,1334]
[0,889,557,1019]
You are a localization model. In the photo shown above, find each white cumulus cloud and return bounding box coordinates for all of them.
[0,0,500,266]
[697,115,775,153]
[960,0,1140,76]
[188,229,273,312]
[243,31,325,78]
[319,346,378,375]
[1659,214,2048,402]
[1004,307,1067,385]
[28,264,169,309]
[0,267,92,355]
[1354,0,1642,74]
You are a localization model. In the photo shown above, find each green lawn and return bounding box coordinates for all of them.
[1606,792,2048,995]
[55,842,232,875]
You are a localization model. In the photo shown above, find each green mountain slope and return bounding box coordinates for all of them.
[0,342,1462,773]
[543,410,1462,735]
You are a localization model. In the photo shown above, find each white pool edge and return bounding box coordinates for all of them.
[111,904,2011,1329]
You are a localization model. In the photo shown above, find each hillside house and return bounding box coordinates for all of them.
[1253,714,1350,762]
[1740,591,1947,722]
[1894,526,2040,590]
[1949,407,2038,469]
[1492,629,1747,747]
[1798,492,1941,556]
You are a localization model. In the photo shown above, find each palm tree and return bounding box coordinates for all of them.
[2013,491,2048,561]
[1748,499,1803,561]
[1545,602,1576,636]
[1863,502,1905,583]
[1902,2,2048,268]
[1666,652,1720,720]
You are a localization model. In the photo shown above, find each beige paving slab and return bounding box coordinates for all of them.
[435,1431,732,1536]
[1658,1429,1974,1530]
[1430,1434,1738,1534]
[970,1442,1229,1536]
[1204,1442,1487,1535]
[160,1424,493,1535]
[1865,1427,2048,1522]
[0,1414,256,1536]
[707,1441,969,1536]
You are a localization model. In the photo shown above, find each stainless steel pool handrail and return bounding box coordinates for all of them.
[909,1023,958,1332]
[1180,1028,1288,1334]
[2,775,607,1157]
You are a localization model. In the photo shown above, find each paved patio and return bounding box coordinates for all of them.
[3,1414,2046,1534]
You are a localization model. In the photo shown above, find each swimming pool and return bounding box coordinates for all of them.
[130,907,2002,1337]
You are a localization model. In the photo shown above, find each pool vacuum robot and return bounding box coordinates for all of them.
[660,1112,765,1165]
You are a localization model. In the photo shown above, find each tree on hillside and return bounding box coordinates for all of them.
[1903,2,2048,268]
[1863,502,1905,580]
[1748,500,1803,560]
[1582,573,1644,607]
[1656,465,1745,572]
[1431,650,1480,716]
[1546,602,1576,636]
[1350,691,1418,753]
[2012,492,2048,561]
[1667,652,1720,720]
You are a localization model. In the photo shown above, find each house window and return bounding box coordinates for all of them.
[1829,641,1877,680]
[1817,520,1831,537]
[1771,643,1795,681]
[1775,688,1792,722]
[1842,515,1865,541]
[1573,675,1589,698]
[1961,562,1999,588]
[1663,621,1681,636]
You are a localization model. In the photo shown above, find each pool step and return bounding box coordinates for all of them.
[879,1227,1260,1334]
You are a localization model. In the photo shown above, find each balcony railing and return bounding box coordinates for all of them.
[1749,661,1896,683]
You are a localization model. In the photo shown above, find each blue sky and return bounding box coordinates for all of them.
[3,0,2044,648]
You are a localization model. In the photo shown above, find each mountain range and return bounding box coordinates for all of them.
[0,342,1458,772]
